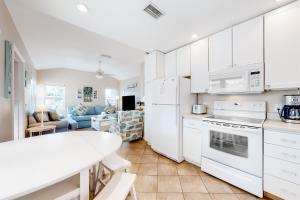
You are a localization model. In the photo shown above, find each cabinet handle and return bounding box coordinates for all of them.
[281,169,297,177]
[281,138,297,144]
[281,152,297,159]
[281,188,297,197]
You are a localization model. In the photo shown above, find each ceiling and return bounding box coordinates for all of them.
[5,0,294,80]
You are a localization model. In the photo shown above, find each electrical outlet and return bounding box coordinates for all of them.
[274,104,283,112]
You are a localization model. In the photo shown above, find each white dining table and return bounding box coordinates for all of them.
[0,131,122,200]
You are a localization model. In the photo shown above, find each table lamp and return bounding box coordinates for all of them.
[36,104,47,127]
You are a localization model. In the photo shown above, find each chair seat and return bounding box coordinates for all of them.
[17,175,80,200]
[102,153,131,172]
[94,173,136,200]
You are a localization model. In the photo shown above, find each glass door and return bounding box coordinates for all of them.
[210,130,248,158]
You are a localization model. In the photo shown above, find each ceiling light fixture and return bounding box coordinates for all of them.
[275,0,285,2]
[77,3,89,13]
[192,34,198,39]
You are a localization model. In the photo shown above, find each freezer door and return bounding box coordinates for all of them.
[151,104,180,161]
[151,77,178,105]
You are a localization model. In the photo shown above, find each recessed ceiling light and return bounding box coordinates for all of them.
[77,3,89,13]
[275,0,285,2]
[192,34,198,39]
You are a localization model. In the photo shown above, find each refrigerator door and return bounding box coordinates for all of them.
[151,77,178,105]
[151,104,180,161]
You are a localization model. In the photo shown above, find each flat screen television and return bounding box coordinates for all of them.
[122,95,136,111]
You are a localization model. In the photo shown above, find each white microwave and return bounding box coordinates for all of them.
[208,65,264,94]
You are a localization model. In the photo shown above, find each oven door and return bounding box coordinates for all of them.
[202,122,262,177]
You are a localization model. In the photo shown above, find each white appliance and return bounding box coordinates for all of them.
[202,101,266,197]
[150,77,196,162]
[208,66,264,94]
[192,104,207,114]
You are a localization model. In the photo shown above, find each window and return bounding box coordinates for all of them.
[105,89,118,106]
[45,85,65,114]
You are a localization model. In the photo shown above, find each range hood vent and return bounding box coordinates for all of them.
[144,3,163,19]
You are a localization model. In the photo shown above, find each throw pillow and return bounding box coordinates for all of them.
[104,103,116,114]
[28,114,37,125]
[34,112,50,122]
[49,111,60,121]
[72,103,88,116]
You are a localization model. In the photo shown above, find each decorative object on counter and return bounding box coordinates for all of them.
[278,95,300,124]
[83,86,93,102]
[192,104,207,114]
[4,40,12,98]
[35,104,48,127]
[76,88,82,99]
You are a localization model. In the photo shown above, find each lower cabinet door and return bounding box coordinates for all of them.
[264,175,300,200]
[183,126,202,166]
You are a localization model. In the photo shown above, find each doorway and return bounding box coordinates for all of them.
[11,46,26,140]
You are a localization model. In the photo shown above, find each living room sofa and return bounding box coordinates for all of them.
[67,105,106,129]
[27,111,69,135]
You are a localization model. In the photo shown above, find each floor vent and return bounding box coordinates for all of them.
[144,3,164,19]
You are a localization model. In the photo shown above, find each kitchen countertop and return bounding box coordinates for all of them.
[182,113,210,120]
[264,119,300,133]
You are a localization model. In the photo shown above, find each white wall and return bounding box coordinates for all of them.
[37,68,120,115]
[198,89,300,120]
[120,76,144,102]
[0,1,36,142]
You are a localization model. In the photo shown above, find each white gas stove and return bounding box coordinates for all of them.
[202,101,266,197]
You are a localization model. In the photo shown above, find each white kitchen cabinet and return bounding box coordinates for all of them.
[177,45,191,76]
[144,51,164,82]
[209,29,232,72]
[191,38,209,93]
[183,118,202,166]
[165,50,177,77]
[264,129,300,200]
[265,1,300,90]
[233,16,264,68]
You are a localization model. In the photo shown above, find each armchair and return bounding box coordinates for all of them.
[109,111,144,142]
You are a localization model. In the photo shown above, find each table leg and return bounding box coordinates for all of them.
[80,168,89,200]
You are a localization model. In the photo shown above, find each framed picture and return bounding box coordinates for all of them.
[83,87,93,102]
[93,90,98,99]
[77,89,82,99]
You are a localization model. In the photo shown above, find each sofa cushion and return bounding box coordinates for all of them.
[49,111,60,121]
[28,115,37,125]
[94,105,105,115]
[34,112,50,122]
[72,115,94,122]
[86,106,96,115]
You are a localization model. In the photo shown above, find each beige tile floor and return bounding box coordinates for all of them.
[117,140,271,200]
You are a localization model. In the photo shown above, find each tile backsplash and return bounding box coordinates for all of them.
[198,89,300,120]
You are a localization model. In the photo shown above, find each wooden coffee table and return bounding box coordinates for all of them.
[27,125,56,137]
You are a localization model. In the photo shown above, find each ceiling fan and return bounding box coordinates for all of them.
[95,60,113,79]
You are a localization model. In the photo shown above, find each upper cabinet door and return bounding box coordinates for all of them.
[265,2,300,90]
[233,16,264,68]
[177,45,191,76]
[209,29,233,72]
[165,50,177,77]
[144,51,165,82]
[191,38,209,93]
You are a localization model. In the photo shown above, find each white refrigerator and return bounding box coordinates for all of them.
[150,77,196,162]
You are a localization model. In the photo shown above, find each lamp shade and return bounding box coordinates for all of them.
[36,104,48,112]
